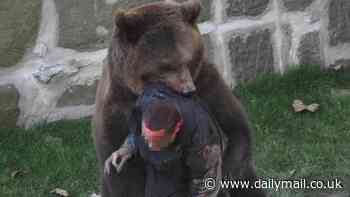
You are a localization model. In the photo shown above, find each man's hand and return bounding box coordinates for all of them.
[104,148,132,175]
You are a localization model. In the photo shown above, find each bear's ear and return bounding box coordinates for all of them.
[181,0,201,24]
[113,9,146,44]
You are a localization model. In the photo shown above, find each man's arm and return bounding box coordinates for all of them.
[104,133,137,175]
[122,132,137,153]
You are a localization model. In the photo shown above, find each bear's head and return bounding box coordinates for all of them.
[108,0,204,95]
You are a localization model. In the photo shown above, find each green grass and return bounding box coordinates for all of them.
[0,120,98,197]
[0,65,349,196]
[235,65,350,196]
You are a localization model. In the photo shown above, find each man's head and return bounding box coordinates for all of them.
[142,100,183,151]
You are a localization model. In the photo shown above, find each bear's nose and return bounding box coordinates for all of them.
[182,83,196,95]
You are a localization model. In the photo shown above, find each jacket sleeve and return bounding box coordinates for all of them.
[123,108,142,155]
[119,132,137,155]
[185,111,225,197]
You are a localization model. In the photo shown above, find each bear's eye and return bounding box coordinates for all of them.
[141,74,152,81]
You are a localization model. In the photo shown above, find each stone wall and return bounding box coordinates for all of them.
[0,0,349,128]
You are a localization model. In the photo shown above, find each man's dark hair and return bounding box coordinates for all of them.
[143,101,181,133]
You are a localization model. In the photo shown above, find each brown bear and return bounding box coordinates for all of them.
[92,0,265,196]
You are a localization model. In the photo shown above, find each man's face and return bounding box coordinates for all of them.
[141,122,175,151]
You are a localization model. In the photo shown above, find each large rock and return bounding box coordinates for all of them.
[0,85,20,128]
[226,0,270,18]
[281,0,314,12]
[56,81,98,107]
[328,0,350,46]
[55,0,114,50]
[228,28,274,82]
[298,31,323,66]
[0,0,42,67]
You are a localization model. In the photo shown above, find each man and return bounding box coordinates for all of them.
[105,83,228,197]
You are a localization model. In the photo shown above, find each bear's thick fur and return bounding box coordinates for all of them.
[93,0,265,196]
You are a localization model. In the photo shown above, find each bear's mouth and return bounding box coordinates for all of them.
[181,91,195,97]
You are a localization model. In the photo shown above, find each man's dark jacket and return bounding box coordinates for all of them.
[127,83,227,197]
